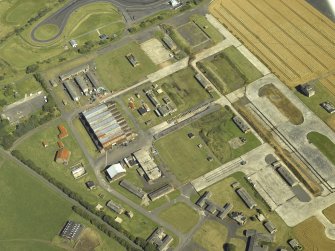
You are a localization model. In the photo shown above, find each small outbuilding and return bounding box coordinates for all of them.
[69,39,78,48]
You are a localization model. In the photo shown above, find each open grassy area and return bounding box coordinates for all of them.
[190,15,224,44]
[195,172,294,249]
[193,220,228,251]
[159,202,199,233]
[122,67,214,128]
[322,203,335,224]
[307,132,335,165]
[198,46,263,94]
[295,82,335,131]
[0,152,72,251]
[155,125,221,183]
[14,119,157,238]
[192,107,261,163]
[177,22,209,48]
[293,216,335,250]
[96,42,157,92]
[34,24,59,41]
[259,83,304,125]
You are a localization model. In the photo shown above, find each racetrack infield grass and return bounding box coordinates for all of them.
[195,172,294,249]
[322,203,335,224]
[34,24,59,41]
[259,83,304,125]
[198,46,263,94]
[295,82,335,131]
[13,120,157,238]
[307,132,335,165]
[95,42,158,92]
[193,220,228,251]
[159,202,199,233]
[0,152,72,251]
[293,216,335,250]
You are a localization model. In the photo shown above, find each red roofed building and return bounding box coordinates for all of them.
[58,124,68,139]
[55,148,71,165]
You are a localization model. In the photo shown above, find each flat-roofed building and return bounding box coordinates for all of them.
[148,184,174,201]
[60,221,83,240]
[81,102,135,152]
[74,75,89,95]
[147,227,174,251]
[236,188,257,209]
[276,166,298,187]
[133,149,161,181]
[63,80,80,101]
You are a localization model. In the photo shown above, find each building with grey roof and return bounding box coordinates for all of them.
[106,200,125,214]
[277,166,298,186]
[195,73,211,90]
[133,149,161,181]
[74,75,89,95]
[59,64,89,81]
[147,227,173,251]
[119,180,147,199]
[86,71,100,88]
[196,191,211,208]
[63,80,80,101]
[236,188,257,209]
[217,203,233,220]
[126,53,139,67]
[264,221,277,234]
[233,116,250,133]
[162,35,177,51]
[148,184,174,201]
[60,221,84,240]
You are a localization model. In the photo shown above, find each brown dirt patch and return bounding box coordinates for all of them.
[259,83,304,125]
[209,0,335,87]
[293,216,335,250]
[74,228,100,251]
[323,203,335,224]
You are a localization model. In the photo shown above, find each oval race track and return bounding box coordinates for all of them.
[31,0,170,42]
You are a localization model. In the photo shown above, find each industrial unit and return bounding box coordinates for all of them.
[81,102,135,152]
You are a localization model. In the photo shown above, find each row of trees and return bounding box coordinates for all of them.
[11,150,158,251]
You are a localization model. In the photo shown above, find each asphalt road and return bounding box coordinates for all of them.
[31,0,171,42]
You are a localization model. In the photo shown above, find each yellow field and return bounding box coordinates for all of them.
[209,0,335,87]
[320,74,335,96]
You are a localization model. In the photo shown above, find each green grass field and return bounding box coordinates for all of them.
[199,46,263,94]
[295,82,335,131]
[190,15,224,44]
[14,119,158,238]
[159,202,199,233]
[123,67,213,128]
[307,132,335,165]
[192,108,261,163]
[193,220,228,251]
[34,24,59,41]
[155,125,221,183]
[96,42,158,91]
[195,172,294,250]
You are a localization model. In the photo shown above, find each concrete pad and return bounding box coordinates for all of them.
[140,38,171,65]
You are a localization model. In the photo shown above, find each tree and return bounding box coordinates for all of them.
[224,243,236,251]
[26,64,39,74]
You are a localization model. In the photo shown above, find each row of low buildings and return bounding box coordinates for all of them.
[81,102,136,152]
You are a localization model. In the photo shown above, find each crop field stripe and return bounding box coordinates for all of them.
[270,0,335,59]
[212,6,294,81]
[231,0,313,74]
[216,3,299,80]
[280,0,335,45]
[321,78,335,97]
[250,0,330,71]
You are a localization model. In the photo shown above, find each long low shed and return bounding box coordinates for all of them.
[236,187,257,209]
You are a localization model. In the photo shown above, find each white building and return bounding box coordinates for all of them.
[106,163,126,181]
[69,39,78,48]
[71,166,86,179]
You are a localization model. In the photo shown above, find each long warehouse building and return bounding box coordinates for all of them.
[81,102,135,152]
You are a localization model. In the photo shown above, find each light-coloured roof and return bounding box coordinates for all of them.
[106,163,126,179]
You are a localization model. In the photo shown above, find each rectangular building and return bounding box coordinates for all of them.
[74,75,89,95]
[133,149,161,181]
[277,166,298,187]
[106,200,125,214]
[232,116,250,133]
[148,184,174,201]
[63,80,80,101]
[119,180,147,199]
[236,187,257,209]
[59,64,89,81]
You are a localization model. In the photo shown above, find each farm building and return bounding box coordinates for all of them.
[55,148,71,165]
[106,163,126,181]
[195,73,211,90]
[217,203,233,220]
[147,227,174,251]
[126,53,139,67]
[60,221,83,240]
[205,202,217,214]
[236,188,257,209]
[133,149,161,181]
[81,102,135,151]
[145,90,160,107]
[148,184,174,201]
[288,239,302,250]
[71,166,86,179]
[69,40,78,48]
[63,80,80,101]
[85,181,96,190]
[106,200,125,214]
[229,211,247,225]
[233,116,250,133]
[300,83,315,97]
[162,35,177,51]
[86,71,100,88]
[263,221,277,234]
[196,191,211,208]
[58,124,68,139]
[59,64,89,81]
[119,180,147,199]
[74,75,89,95]
[321,101,335,114]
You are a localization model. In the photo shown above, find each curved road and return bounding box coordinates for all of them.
[31,0,170,42]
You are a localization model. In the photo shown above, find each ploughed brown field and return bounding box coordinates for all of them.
[209,0,335,87]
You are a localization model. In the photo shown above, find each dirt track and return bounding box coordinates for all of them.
[209,0,335,87]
